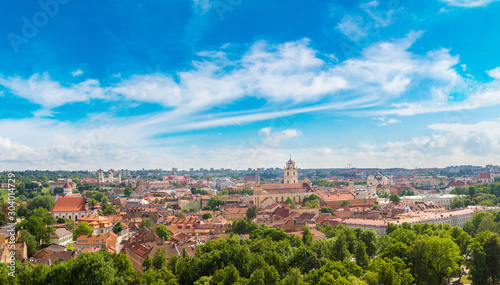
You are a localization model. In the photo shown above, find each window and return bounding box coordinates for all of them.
[287,172,289,176]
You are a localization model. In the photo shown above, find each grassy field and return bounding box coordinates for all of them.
[41,187,49,194]
[0,189,8,200]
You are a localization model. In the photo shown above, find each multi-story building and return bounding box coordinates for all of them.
[49,227,73,247]
[400,194,460,210]
[51,196,88,221]
[98,170,121,184]
[479,168,496,183]
[366,172,394,188]
[76,232,118,253]
[253,159,314,208]
[341,208,477,236]
[77,215,114,235]
[124,207,160,222]
[124,242,154,273]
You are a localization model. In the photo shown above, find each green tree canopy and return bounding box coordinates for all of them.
[340,200,350,207]
[302,226,313,247]
[140,218,155,229]
[73,221,94,240]
[389,194,400,204]
[246,205,258,220]
[28,195,55,211]
[0,213,7,226]
[112,221,124,234]
[284,197,297,209]
[319,207,334,215]
[155,224,171,241]
[124,186,133,197]
[207,197,226,209]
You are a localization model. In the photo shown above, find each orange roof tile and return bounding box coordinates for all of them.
[52,197,86,212]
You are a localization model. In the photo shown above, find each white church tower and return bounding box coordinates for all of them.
[63,182,72,196]
[284,157,298,184]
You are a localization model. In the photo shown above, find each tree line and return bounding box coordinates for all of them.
[4,210,500,284]
[451,182,500,208]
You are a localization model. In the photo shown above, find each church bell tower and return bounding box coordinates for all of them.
[284,157,298,184]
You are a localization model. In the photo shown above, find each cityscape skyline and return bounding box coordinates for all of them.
[3,163,497,173]
[3,1,500,284]
[1,0,500,170]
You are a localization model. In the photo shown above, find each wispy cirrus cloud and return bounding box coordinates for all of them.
[0,73,107,109]
[337,0,399,41]
[440,0,500,7]
[2,33,500,170]
[337,15,368,41]
[0,31,493,131]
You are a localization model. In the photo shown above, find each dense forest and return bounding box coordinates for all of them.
[3,210,500,284]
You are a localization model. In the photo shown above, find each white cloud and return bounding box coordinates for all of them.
[387,118,401,124]
[0,73,107,108]
[0,136,40,162]
[337,15,367,41]
[337,1,398,41]
[373,116,401,126]
[0,32,477,126]
[71,69,83,76]
[487,67,500,79]
[3,33,500,170]
[32,109,55,117]
[354,118,500,168]
[441,0,499,7]
[259,127,302,147]
[113,39,348,115]
[360,1,380,9]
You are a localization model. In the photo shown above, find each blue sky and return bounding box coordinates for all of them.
[1,0,500,170]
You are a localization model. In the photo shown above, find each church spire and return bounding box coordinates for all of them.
[284,158,298,184]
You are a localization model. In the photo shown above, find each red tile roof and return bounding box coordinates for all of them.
[262,183,309,190]
[479,173,491,179]
[126,242,153,258]
[52,197,86,212]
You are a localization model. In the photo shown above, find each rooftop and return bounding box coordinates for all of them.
[52,197,86,212]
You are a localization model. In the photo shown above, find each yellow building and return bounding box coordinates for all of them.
[253,159,313,208]
[0,227,20,244]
